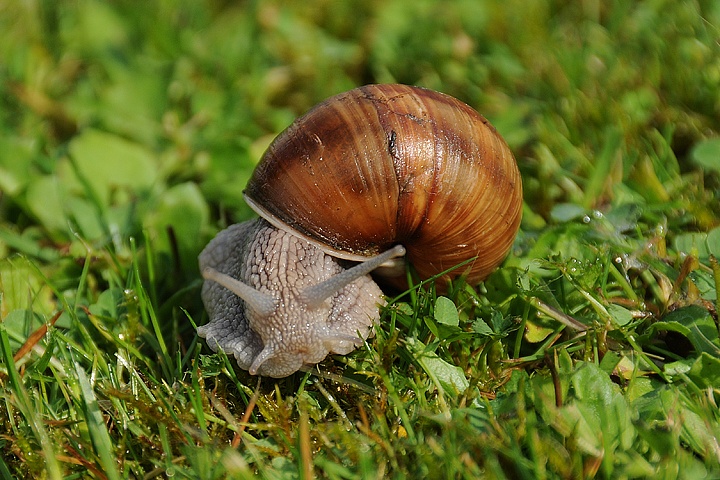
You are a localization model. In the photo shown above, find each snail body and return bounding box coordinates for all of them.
[199,84,522,377]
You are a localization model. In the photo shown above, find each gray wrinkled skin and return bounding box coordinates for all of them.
[198,218,385,378]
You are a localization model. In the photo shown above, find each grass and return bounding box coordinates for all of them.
[1,0,720,478]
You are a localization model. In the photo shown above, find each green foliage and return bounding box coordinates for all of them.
[1,0,720,478]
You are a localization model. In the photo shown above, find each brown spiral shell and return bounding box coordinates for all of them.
[244,84,522,288]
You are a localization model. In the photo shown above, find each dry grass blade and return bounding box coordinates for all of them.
[12,310,62,364]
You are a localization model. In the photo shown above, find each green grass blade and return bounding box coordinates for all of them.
[74,361,121,480]
[0,324,63,480]
[583,127,622,208]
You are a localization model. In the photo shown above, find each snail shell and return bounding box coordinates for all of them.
[198,84,522,377]
[245,83,522,287]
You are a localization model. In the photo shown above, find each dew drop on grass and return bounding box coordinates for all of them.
[568,257,581,274]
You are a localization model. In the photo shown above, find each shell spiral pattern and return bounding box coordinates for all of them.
[244,84,523,288]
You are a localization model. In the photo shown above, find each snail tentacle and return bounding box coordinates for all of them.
[299,245,406,309]
[202,266,277,318]
[249,344,277,375]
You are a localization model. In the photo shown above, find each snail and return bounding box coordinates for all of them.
[198,84,522,378]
